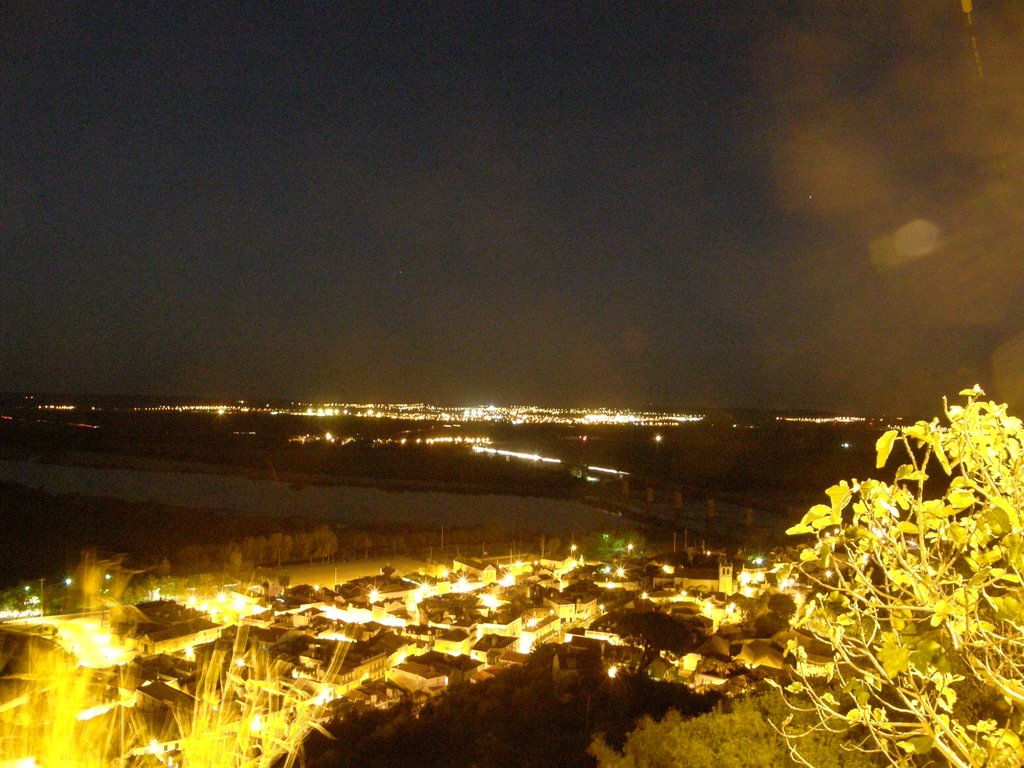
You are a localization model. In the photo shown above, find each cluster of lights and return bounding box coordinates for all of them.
[288,432,354,444]
[472,446,561,464]
[332,403,703,426]
[374,435,492,446]
[136,404,251,413]
[122,400,704,425]
[776,415,866,424]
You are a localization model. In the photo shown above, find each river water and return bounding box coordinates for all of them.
[0,460,615,532]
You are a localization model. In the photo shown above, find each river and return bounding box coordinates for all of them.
[0,459,617,532]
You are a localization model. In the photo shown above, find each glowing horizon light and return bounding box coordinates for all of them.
[776,415,865,424]
[587,465,628,476]
[472,446,561,464]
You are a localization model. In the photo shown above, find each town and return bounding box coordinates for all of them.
[1,537,819,767]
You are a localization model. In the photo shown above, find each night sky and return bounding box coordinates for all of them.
[3,2,1024,416]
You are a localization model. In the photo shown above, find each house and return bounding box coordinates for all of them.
[475,608,523,638]
[136,617,222,656]
[388,660,448,696]
[136,680,195,714]
[414,649,483,685]
[434,627,473,656]
[519,612,560,652]
[470,634,516,665]
[452,557,498,585]
[736,639,785,671]
[542,589,598,624]
[342,678,405,709]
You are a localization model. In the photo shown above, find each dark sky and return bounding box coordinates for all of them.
[3,2,1023,416]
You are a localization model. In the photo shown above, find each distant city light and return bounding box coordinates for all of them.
[472,446,561,464]
[128,401,705,426]
[776,415,866,424]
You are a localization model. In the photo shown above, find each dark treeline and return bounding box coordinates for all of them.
[0,482,571,589]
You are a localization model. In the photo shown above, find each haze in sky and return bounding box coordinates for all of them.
[3,2,1023,416]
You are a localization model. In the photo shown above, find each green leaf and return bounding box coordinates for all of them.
[875,430,898,469]
[909,639,949,675]
[799,547,819,562]
[947,488,975,510]
[992,496,1021,530]
[986,504,1012,534]
[825,481,851,515]
[878,636,910,677]
[933,438,952,475]
[989,595,1024,623]
[996,728,1021,751]
[897,735,934,754]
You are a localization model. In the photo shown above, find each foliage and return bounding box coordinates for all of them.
[612,611,703,668]
[738,591,798,637]
[309,647,719,768]
[581,531,648,561]
[782,387,1024,767]
[0,625,337,768]
[590,692,879,768]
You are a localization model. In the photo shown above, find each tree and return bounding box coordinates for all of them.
[590,694,877,768]
[613,611,701,670]
[781,387,1024,767]
[753,593,797,637]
